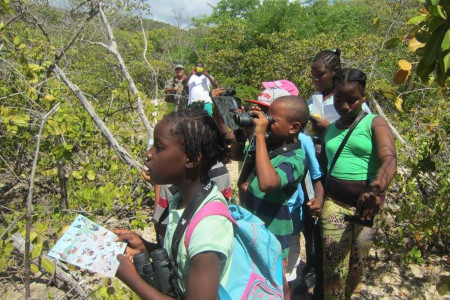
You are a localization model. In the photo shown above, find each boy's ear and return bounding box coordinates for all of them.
[186,153,202,168]
[290,121,302,135]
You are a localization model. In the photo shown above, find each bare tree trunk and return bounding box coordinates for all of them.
[25,103,60,299]
[57,160,68,210]
[53,65,143,173]
[97,3,153,140]
[139,16,159,103]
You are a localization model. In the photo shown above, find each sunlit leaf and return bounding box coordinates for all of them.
[31,243,43,259]
[383,91,396,100]
[398,60,412,71]
[87,170,96,181]
[395,97,403,112]
[72,171,83,180]
[409,38,425,52]
[45,94,55,101]
[30,263,39,274]
[407,14,427,24]
[41,258,55,275]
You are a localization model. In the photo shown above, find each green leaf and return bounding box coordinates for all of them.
[30,231,37,242]
[415,30,430,43]
[8,114,30,128]
[72,171,83,180]
[4,242,14,255]
[87,170,96,181]
[28,63,42,72]
[417,24,447,77]
[0,256,6,272]
[41,257,55,275]
[372,17,380,27]
[407,14,427,25]
[30,263,39,274]
[440,29,450,73]
[385,37,400,49]
[31,243,43,259]
[13,36,20,45]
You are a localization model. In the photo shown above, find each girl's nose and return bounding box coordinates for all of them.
[144,149,152,161]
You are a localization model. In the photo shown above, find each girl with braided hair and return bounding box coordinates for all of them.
[114,108,234,299]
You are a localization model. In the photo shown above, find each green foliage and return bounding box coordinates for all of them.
[408,0,450,85]
[0,0,449,297]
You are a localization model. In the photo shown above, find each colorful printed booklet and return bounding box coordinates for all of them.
[48,214,127,277]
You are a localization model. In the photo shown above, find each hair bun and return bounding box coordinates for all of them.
[333,48,341,56]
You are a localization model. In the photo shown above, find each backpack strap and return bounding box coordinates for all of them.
[184,202,236,249]
[171,182,214,264]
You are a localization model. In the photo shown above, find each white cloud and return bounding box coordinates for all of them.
[147,0,218,27]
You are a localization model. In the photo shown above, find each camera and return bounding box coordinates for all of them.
[133,248,178,296]
[234,112,274,127]
[196,67,203,72]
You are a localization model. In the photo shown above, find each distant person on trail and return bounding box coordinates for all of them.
[182,61,218,116]
[164,64,187,111]
[320,68,396,299]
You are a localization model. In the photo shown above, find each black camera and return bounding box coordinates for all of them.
[234,112,274,127]
[133,248,177,296]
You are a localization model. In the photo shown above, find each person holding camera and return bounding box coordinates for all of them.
[235,91,309,300]
[321,68,396,299]
[164,64,188,111]
[114,108,233,300]
[182,62,218,116]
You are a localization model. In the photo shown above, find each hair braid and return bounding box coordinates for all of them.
[332,68,367,94]
[163,108,230,183]
[313,48,342,72]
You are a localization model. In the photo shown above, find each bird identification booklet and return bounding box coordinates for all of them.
[48,214,126,277]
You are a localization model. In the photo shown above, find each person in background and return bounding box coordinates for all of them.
[309,49,371,137]
[182,61,218,116]
[164,64,187,111]
[321,68,396,299]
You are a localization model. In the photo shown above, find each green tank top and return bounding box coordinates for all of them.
[324,113,380,181]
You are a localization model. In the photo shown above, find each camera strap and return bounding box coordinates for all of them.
[268,141,302,159]
[170,181,214,266]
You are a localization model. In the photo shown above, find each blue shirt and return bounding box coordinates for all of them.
[287,133,323,228]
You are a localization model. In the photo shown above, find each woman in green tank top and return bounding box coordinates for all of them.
[320,69,397,299]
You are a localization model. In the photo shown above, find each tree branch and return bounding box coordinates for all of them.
[24,103,60,299]
[97,3,153,139]
[53,64,143,173]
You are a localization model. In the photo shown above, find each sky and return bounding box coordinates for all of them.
[147,0,219,27]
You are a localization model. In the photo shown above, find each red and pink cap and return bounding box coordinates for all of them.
[246,87,291,107]
[262,80,299,96]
